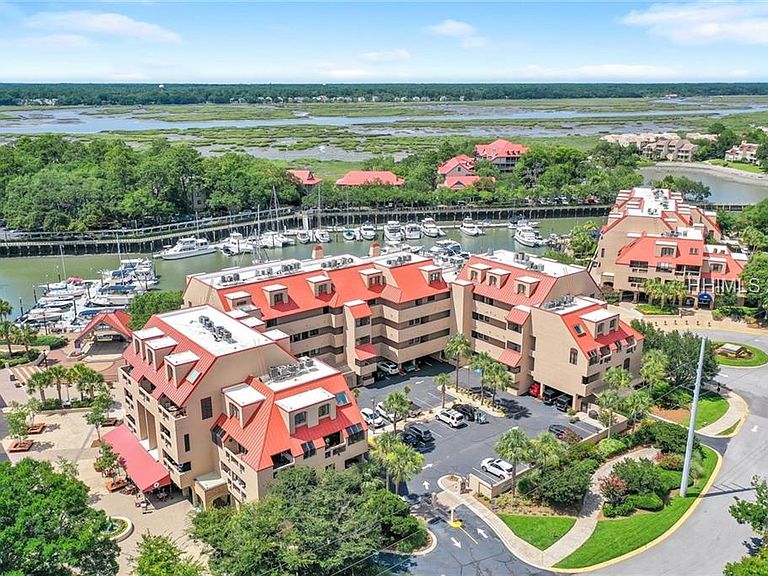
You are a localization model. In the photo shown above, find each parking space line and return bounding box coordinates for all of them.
[430,429,445,439]
[459,526,479,545]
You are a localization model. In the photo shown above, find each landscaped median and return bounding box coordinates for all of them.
[554,445,719,571]
[714,342,768,368]
[499,514,576,551]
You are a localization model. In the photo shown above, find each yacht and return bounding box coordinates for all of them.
[459,217,484,237]
[421,218,445,238]
[259,231,291,249]
[155,237,216,260]
[218,232,251,255]
[342,228,357,241]
[314,229,331,243]
[508,219,540,230]
[514,225,545,247]
[384,221,403,242]
[401,222,422,240]
[358,223,377,241]
[296,230,312,244]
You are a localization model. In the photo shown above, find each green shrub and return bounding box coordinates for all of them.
[657,452,684,471]
[32,335,68,349]
[391,516,428,553]
[539,461,593,507]
[628,492,664,511]
[0,350,41,367]
[567,441,602,464]
[634,421,698,455]
[603,500,636,517]
[613,458,666,498]
[516,471,541,500]
[711,310,724,321]
[597,437,626,459]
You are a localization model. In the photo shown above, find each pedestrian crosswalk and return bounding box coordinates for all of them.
[10,364,42,385]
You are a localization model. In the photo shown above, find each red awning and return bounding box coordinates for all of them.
[355,343,378,361]
[103,425,171,493]
[506,307,530,325]
[499,349,523,368]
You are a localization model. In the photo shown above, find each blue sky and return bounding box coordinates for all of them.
[1,1,767,83]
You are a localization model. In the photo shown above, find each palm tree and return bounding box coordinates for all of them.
[667,280,687,307]
[445,333,472,392]
[46,365,70,406]
[381,391,410,433]
[486,362,512,407]
[0,299,11,320]
[0,320,14,357]
[640,349,668,388]
[526,432,566,471]
[470,351,494,404]
[495,427,531,497]
[604,366,632,392]
[597,388,621,438]
[373,431,400,490]
[70,364,105,401]
[434,373,451,409]
[386,442,424,495]
[26,370,52,403]
[12,325,37,354]
[642,278,662,305]
[622,389,654,432]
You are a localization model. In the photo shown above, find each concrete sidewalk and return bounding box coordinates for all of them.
[698,390,748,437]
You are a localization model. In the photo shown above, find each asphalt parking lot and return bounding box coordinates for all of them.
[358,362,600,493]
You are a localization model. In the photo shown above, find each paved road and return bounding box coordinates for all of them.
[589,329,768,576]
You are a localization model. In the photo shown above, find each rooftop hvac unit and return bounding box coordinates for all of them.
[304,357,314,368]
[386,259,395,265]
[321,261,329,268]
[199,315,211,327]
[232,273,240,281]
[268,366,279,380]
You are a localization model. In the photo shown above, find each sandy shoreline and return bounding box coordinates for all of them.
[651,161,768,187]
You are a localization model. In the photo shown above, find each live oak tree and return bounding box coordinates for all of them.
[131,533,204,576]
[726,476,768,576]
[127,290,184,329]
[0,458,119,576]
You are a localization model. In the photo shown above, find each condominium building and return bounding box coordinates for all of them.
[450,250,642,408]
[474,139,529,172]
[589,187,745,306]
[335,170,405,187]
[725,141,761,164]
[437,154,476,179]
[642,138,698,162]
[113,305,367,508]
[182,248,453,387]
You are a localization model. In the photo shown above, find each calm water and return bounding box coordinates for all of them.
[0,218,595,316]
[0,106,765,134]
[638,166,768,204]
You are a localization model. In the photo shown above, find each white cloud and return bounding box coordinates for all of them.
[26,10,181,43]
[623,2,768,45]
[517,63,679,81]
[359,48,410,62]
[21,34,92,49]
[425,19,487,49]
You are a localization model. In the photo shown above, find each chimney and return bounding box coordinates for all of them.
[311,245,324,260]
[369,242,381,257]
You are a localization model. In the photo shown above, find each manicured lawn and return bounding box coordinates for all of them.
[499,514,576,551]
[636,304,678,315]
[555,446,718,569]
[682,391,729,429]
[718,421,740,436]
[714,342,768,368]
[707,159,764,174]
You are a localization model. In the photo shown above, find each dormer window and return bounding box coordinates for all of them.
[273,292,285,305]
[690,248,699,255]
[516,283,526,295]
[369,275,383,287]
[660,247,675,257]
[294,411,307,427]
[317,283,330,295]
[166,363,173,382]
[609,318,618,331]
[489,276,498,287]
[133,337,140,355]
[470,270,479,281]
[318,403,330,419]
[429,272,441,283]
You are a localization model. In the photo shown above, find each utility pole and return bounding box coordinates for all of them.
[680,338,706,497]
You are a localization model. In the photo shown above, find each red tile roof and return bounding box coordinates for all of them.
[437,154,475,175]
[615,234,705,268]
[215,370,365,472]
[335,171,405,187]
[438,175,495,190]
[287,169,322,186]
[75,310,132,346]
[216,261,449,320]
[505,307,531,325]
[560,303,643,357]
[355,344,378,361]
[346,301,372,319]
[499,349,522,368]
[103,424,171,493]
[474,139,529,161]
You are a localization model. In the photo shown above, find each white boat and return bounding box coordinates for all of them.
[384,221,403,242]
[514,225,545,247]
[259,232,291,249]
[509,219,540,230]
[459,217,484,237]
[314,229,331,243]
[155,237,216,260]
[428,239,463,257]
[358,223,377,241]
[421,218,445,238]
[296,230,312,244]
[401,223,422,240]
[342,228,357,241]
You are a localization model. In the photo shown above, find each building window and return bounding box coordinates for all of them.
[600,248,605,257]
[302,441,316,459]
[273,292,285,305]
[211,425,225,446]
[335,392,350,406]
[346,423,365,444]
[624,358,631,370]
[609,318,618,331]
[596,323,605,335]
[295,411,307,427]
[660,247,675,257]
[569,348,578,365]
[489,276,497,286]
[319,404,330,418]
[355,318,370,327]
[427,295,435,302]
[183,434,190,452]
[317,283,329,295]
[516,283,526,295]
[266,319,278,328]
[200,397,213,420]
[429,272,441,283]
[470,271,479,281]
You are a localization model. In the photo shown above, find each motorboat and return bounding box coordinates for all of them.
[218,232,251,255]
[401,222,422,240]
[342,228,357,241]
[155,237,216,260]
[459,217,485,237]
[508,219,540,230]
[314,229,331,243]
[428,239,463,257]
[384,221,403,242]
[421,218,445,238]
[514,225,545,247]
[358,223,377,241]
[296,230,312,244]
[259,232,291,249]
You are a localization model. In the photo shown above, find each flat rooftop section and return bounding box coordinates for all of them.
[223,383,266,406]
[275,387,335,412]
[618,187,690,218]
[481,249,584,277]
[267,359,339,393]
[580,308,616,323]
[165,350,200,365]
[543,295,604,315]
[158,305,272,356]
[145,336,177,349]
[134,326,164,340]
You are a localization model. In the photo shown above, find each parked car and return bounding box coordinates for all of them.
[408,401,423,419]
[378,360,400,376]
[400,431,421,448]
[361,407,385,428]
[480,458,515,479]
[435,409,465,428]
[453,403,480,422]
[375,402,397,423]
[554,394,573,412]
[542,388,560,405]
[547,424,568,439]
[404,423,434,444]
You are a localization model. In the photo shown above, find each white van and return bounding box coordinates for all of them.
[435,409,465,428]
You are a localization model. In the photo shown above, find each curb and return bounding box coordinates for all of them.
[698,391,749,439]
[551,446,723,574]
[385,526,438,557]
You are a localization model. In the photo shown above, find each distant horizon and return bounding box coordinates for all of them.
[2,81,768,87]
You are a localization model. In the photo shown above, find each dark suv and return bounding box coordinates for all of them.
[542,388,560,405]
[453,403,480,422]
[553,394,573,412]
[404,423,434,444]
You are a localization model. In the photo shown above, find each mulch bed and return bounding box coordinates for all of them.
[27,424,46,435]
[652,407,689,424]
[8,440,34,452]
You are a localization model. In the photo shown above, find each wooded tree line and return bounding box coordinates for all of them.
[694,122,768,168]
[0,134,642,232]
[4,83,768,105]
